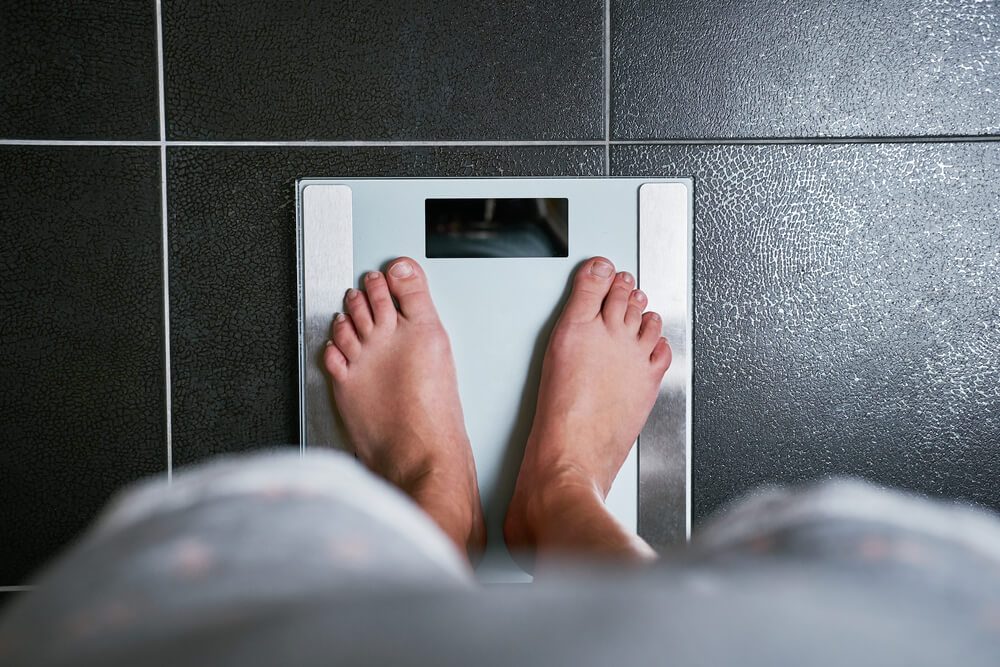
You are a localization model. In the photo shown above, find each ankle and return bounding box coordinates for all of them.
[364,436,458,495]
[410,465,486,560]
[505,457,601,548]
[533,463,602,523]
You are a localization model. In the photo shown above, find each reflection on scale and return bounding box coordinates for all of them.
[425,198,569,259]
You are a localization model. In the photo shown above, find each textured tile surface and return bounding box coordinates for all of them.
[163,0,603,141]
[167,146,604,465]
[0,147,165,584]
[612,0,1000,139]
[613,142,1000,521]
[0,2,158,139]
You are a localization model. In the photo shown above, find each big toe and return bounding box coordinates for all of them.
[385,257,438,322]
[561,257,616,322]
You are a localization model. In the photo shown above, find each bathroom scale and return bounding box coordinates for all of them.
[296,178,692,582]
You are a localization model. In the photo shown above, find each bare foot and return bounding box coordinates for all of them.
[505,256,671,562]
[323,257,485,561]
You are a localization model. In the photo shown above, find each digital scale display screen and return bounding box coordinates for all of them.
[425,198,569,258]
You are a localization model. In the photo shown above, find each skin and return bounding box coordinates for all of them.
[324,256,671,568]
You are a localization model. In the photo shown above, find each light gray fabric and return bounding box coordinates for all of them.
[2,449,998,666]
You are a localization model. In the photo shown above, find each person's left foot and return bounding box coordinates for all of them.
[504,257,669,560]
[323,257,485,561]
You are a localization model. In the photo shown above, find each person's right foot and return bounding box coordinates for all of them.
[323,258,485,561]
[504,257,671,554]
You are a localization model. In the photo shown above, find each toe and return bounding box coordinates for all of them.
[602,271,634,325]
[345,288,374,337]
[624,288,646,331]
[561,257,616,322]
[385,257,438,323]
[650,336,672,372]
[323,338,349,380]
[638,311,662,350]
[364,270,397,327]
[323,341,348,379]
[331,313,362,361]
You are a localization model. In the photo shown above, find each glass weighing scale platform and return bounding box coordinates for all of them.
[297,178,691,582]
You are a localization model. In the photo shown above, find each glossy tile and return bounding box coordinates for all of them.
[0,3,158,139]
[163,1,603,141]
[0,147,165,584]
[613,142,1000,521]
[611,0,1000,139]
[167,146,604,465]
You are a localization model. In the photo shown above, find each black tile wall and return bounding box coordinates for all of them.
[612,142,1000,521]
[0,147,166,584]
[611,0,1000,139]
[163,0,604,141]
[0,2,159,140]
[167,146,604,465]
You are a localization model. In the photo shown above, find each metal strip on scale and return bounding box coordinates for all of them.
[298,184,354,451]
[638,182,693,546]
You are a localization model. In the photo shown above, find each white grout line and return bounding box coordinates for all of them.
[1,136,995,148]
[604,0,611,175]
[164,140,607,147]
[612,135,1000,145]
[155,0,172,484]
[0,139,606,147]
[0,139,161,146]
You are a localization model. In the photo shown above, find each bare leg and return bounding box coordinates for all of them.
[323,257,486,563]
[505,257,672,566]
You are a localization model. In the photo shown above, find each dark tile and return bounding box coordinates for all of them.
[0,147,165,584]
[167,146,604,464]
[0,3,159,140]
[612,142,1000,521]
[611,0,1000,139]
[163,0,603,141]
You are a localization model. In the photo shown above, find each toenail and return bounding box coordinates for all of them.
[325,339,334,347]
[334,313,346,323]
[389,261,414,278]
[650,313,660,321]
[633,290,646,303]
[621,272,634,285]
[367,271,381,281]
[590,260,613,278]
[346,288,359,299]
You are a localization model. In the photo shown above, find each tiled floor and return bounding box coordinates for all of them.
[2,0,998,584]
[0,147,165,584]
[0,3,159,139]
[163,1,605,140]
[612,142,1000,520]
[611,0,1000,139]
